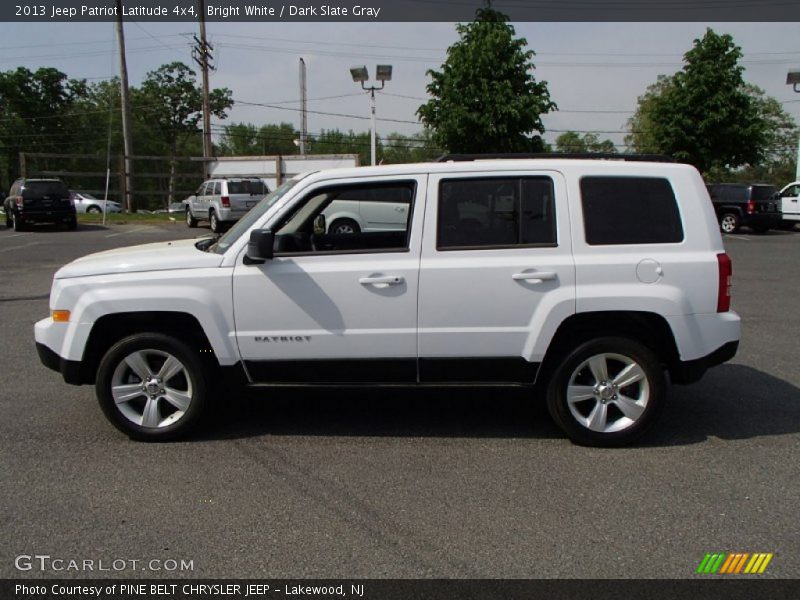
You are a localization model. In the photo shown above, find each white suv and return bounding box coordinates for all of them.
[35,156,740,446]
[185,177,268,233]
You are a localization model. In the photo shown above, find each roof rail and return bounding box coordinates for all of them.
[435,152,675,163]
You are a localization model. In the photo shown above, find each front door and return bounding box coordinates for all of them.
[780,183,800,221]
[232,175,427,383]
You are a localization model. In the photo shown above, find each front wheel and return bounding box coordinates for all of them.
[96,333,210,441]
[545,337,666,447]
[329,218,360,235]
[87,205,102,214]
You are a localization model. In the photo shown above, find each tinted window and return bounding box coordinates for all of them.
[22,181,69,198]
[581,177,683,245]
[751,186,777,201]
[438,177,556,249]
[228,180,266,195]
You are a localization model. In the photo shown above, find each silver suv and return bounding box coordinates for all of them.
[185,178,268,233]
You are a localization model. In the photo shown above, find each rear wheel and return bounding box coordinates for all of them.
[12,213,26,232]
[66,217,77,231]
[209,210,222,234]
[4,212,10,228]
[545,337,666,447]
[719,212,740,234]
[329,218,360,235]
[186,207,198,228]
[96,333,210,441]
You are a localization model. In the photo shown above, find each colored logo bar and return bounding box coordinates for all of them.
[697,552,773,574]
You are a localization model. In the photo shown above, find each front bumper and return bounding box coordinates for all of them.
[36,342,85,385]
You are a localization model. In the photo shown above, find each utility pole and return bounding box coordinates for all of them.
[193,0,214,179]
[115,0,134,212]
[299,58,308,155]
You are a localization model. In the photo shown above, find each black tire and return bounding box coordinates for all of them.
[4,212,10,228]
[12,213,26,232]
[329,218,360,235]
[719,212,740,234]
[186,207,198,228]
[86,205,102,214]
[209,210,222,234]
[96,333,211,441]
[67,218,77,231]
[545,337,666,447]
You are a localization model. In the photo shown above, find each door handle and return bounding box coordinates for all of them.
[359,275,404,285]
[512,271,557,282]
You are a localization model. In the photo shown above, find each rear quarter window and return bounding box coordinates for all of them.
[580,176,684,245]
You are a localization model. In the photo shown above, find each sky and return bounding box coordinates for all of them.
[1,20,799,151]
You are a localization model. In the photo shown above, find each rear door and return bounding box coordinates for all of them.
[417,170,575,383]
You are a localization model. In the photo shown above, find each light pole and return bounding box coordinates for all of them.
[350,64,392,166]
[787,71,800,180]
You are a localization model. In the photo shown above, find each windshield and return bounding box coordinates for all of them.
[210,178,301,255]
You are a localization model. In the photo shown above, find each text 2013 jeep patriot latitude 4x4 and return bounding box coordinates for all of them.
[35,156,740,446]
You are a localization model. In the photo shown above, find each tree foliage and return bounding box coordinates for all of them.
[417,2,555,153]
[555,131,616,154]
[219,122,299,156]
[626,29,766,173]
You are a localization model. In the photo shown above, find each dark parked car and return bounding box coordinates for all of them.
[706,183,781,234]
[4,178,76,231]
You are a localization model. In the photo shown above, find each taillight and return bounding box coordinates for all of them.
[717,253,732,312]
[15,196,23,208]
[221,196,230,207]
[746,199,756,214]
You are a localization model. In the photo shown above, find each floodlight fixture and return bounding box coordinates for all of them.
[788,71,800,92]
[376,65,393,82]
[350,66,369,83]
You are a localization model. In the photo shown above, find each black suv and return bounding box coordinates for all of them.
[706,183,781,234]
[4,178,76,231]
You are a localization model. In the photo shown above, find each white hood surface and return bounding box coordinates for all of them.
[55,239,224,279]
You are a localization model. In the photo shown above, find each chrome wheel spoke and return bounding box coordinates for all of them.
[614,394,645,421]
[163,387,191,412]
[158,355,184,383]
[588,355,609,383]
[567,385,595,405]
[124,351,153,380]
[613,362,645,389]
[112,383,144,405]
[141,398,161,428]
[586,402,608,432]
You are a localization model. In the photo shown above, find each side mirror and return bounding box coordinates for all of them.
[313,214,327,235]
[245,229,274,264]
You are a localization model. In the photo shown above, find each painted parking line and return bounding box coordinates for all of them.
[724,234,751,241]
[1,241,40,252]
[105,226,153,238]
[1,233,33,239]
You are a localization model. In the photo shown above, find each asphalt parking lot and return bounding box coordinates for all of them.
[1,222,799,579]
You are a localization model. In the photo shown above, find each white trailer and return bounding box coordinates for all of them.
[206,154,360,191]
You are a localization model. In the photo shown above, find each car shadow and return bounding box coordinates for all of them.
[198,364,800,446]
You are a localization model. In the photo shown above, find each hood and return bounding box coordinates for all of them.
[55,238,224,279]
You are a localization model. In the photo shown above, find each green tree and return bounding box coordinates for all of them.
[416,2,555,153]
[626,29,765,173]
[381,130,442,164]
[0,67,87,188]
[555,131,617,153]
[219,122,298,156]
[135,62,233,202]
[312,129,375,165]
